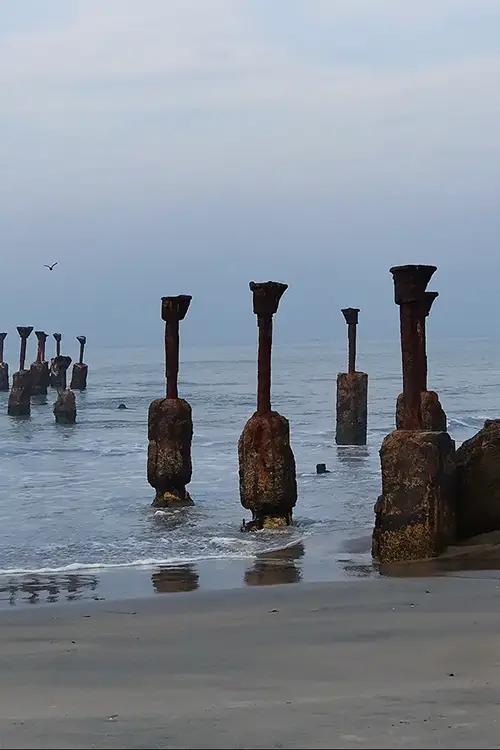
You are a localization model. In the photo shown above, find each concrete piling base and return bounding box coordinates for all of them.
[335,371,368,445]
[396,390,447,431]
[238,411,297,530]
[147,398,194,507]
[455,419,500,539]
[70,363,88,391]
[7,371,31,416]
[53,389,77,424]
[0,362,9,391]
[30,362,49,396]
[49,356,72,390]
[372,429,456,563]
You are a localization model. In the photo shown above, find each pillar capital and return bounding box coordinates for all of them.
[249,281,287,318]
[390,264,436,305]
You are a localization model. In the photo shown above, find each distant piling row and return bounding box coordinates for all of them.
[0,330,89,423]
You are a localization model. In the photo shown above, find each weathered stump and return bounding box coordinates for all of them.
[335,371,368,445]
[53,389,77,424]
[148,397,193,506]
[455,419,500,539]
[7,371,31,416]
[372,430,456,562]
[396,390,447,431]
[70,362,88,390]
[0,363,8,392]
[49,355,72,389]
[30,362,50,396]
[239,411,297,529]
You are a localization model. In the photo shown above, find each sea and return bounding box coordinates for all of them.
[0,337,497,606]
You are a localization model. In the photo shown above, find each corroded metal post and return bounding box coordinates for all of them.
[239,281,297,530]
[8,327,33,416]
[147,295,194,507]
[70,336,88,390]
[54,333,61,357]
[0,333,8,391]
[336,308,368,445]
[391,265,446,431]
[372,264,456,564]
[342,307,359,374]
[30,331,50,396]
[163,296,191,399]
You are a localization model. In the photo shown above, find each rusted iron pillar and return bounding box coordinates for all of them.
[0,333,8,391]
[343,307,358,374]
[391,265,446,431]
[372,265,456,564]
[8,326,33,416]
[163,298,190,399]
[54,333,61,357]
[239,281,297,530]
[147,295,194,507]
[336,308,368,446]
[30,331,50,396]
[70,336,88,390]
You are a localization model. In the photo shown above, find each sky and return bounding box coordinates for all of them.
[1,0,500,352]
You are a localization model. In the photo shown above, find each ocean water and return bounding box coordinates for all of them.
[0,337,498,595]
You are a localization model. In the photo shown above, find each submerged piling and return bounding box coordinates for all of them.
[372,265,456,563]
[147,295,194,507]
[30,331,49,395]
[238,281,297,530]
[0,333,8,391]
[335,308,368,445]
[49,333,71,390]
[8,326,33,416]
[70,336,88,390]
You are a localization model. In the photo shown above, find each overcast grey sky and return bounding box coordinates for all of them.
[1,1,499,350]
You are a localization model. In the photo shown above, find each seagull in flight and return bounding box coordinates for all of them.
[43,262,58,271]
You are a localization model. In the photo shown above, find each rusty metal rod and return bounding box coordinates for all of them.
[341,308,359,374]
[53,333,61,357]
[165,318,180,399]
[0,333,6,364]
[257,314,272,414]
[35,331,47,363]
[77,336,86,364]
[17,327,33,371]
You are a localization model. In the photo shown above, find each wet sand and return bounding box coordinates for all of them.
[1,575,500,748]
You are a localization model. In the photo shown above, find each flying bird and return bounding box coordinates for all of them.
[43,262,58,271]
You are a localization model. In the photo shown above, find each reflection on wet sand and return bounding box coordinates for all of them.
[151,564,199,593]
[0,573,99,606]
[245,542,305,586]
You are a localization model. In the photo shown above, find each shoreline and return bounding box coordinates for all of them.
[4,527,500,611]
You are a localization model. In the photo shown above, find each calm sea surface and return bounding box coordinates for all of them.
[0,336,498,603]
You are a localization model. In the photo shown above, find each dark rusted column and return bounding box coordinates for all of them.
[391,266,446,431]
[372,265,456,564]
[8,326,33,416]
[54,333,61,357]
[147,295,194,507]
[239,281,297,530]
[70,336,88,390]
[342,307,359,374]
[30,331,50,396]
[336,308,368,446]
[0,333,8,391]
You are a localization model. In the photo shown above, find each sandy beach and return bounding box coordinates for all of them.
[1,573,500,749]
